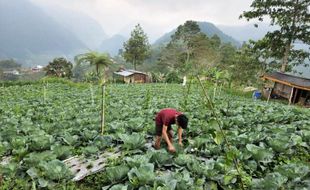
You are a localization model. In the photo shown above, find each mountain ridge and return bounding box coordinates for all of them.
[0,0,86,64]
[36,5,108,49]
[154,21,240,46]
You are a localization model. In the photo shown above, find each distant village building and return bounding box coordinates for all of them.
[262,72,310,107]
[3,69,20,75]
[113,68,149,83]
[32,65,44,72]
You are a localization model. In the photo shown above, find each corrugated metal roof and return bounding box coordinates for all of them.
[127,69,147,75]
[264,72,310,90]
[114,70,134,77]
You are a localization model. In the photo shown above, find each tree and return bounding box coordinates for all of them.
[241,0,310,72]
[0,68,4,80]
[210,35,221,50]
[159,21,221,75]
[158,40,188,72]
[75,51,113,77]
[123,24,150,70]
[189,33,220,72]
[230,43,265,85]
[169,20,201,68]
[45,57,73,78]
[158,21,201,74]
[0,59,21,70]
[219,43,237,67]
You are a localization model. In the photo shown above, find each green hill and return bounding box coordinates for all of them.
[154,21,240,47]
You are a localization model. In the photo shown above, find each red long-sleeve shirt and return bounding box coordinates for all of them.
[155,108,181,127]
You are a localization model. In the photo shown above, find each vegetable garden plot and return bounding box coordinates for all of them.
[0,83,310,189]
[64,149,121,181]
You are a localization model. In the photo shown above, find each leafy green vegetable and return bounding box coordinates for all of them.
[1,82,310,189]
[125,154,151,168]
[128,163,156,187]
[109,184,128,190]
[51,145,73,160]
[251,172,288,190]
[37,160,73,181]
[92,135,113,150]
[149,150,172,166]
[246,144,274,163]
[83,146,99,156]
[28,133,54,151]
[119,133,145,150]
[106,165,130,183]
[174,154,195,166]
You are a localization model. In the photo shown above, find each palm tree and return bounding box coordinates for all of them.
[74,51,113,77]
[75,51,114,135]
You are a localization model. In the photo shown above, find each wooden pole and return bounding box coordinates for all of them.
[267,82,275,103]
[101,84,105,135]
[43,85,46,104]
[289,87,294,105]
[292,88,299,104]
[90,84,94,106]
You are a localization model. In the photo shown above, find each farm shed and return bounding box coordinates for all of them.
[262,72,310,107]
[113,69,149,83]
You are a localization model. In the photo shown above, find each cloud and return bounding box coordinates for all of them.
[30,0,254,41]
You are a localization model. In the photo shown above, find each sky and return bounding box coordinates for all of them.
[31,0,254,41]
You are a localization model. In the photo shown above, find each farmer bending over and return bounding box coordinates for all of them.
[154,108,188,153]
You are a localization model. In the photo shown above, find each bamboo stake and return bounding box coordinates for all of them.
[43,86,46,104]
[101,84,106,135]
[197,76,245,190]
[90,84,94,106]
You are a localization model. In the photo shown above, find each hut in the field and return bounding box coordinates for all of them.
[113,68,149,83]
[262,72,310,107]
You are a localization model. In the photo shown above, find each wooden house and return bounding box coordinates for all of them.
[113,69,149,83]
[262,72,310,107]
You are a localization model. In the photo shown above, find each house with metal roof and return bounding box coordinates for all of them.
[113,69,149,83]
[262,72,310,107]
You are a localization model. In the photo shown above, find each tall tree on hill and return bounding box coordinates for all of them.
[158,21,202,74]
[169,20,201,67]
[240,0,310,72]
[189,33,221,71]
[123,24,150,70]
[75,51,113,77]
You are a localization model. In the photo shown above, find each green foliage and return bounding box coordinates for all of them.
[128,163,156,187]
[171,20,201,43]
[75,51,113,77]
[72,63,92,82]
[159,21,205,74]
[157,20,263,86]
[251,172,288,190]
[0,59,21,69]
[228,43,265,85]
[125,154,151,168]
[165,71,182,83]
[106,165,130,183]
[1,83,310,189]
[149,149,173,167]
[241,0,310,72]
[119,133,145,150]
[123,24,150,70]
[24,159,72,188]
[45,57,73,78]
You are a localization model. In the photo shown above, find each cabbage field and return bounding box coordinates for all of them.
[0,81,310,190]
